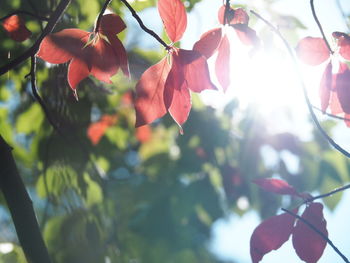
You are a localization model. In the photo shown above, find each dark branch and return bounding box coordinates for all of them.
[250,10,350,159]
[0,10,49,22]
[307,184,350,202]
[310,0,334,54]
[0,0,72,76]
[224,0,230,25]
[119,0,170,50]
[94,0,112,33]
[282,208,350,263]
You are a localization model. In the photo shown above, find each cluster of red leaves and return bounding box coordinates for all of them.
[193,5,259,92]
[2,15,31,42]
[251,178,328,263]
[134,0,216,132]
[37,13,129,99]
[296,33,350,126]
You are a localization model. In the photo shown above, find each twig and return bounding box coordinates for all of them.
[119,0,170,50]
[282,208,350,263]
[0,0,72,76]
[307,184,350,202]
[0,11,49,22]
[250,10,350,159]
[312,105,350,122]
[310,0,333,54]
[94,0,112,33]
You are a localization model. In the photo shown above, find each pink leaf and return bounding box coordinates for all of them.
[296,37,330,66]
[292,203,328,263]
[215,35,230,92]
[333,32,350,60]
[158,0,187,43]
[250,210,298,263]
[2,15,31,42]
[217,5,235,25]
[193,28,222,59]
[253,178,298,196]
[319,62,332,112]
[218,6,249,25]
[233,24,260,47]
[134,58,171,127]
[334,63,350,114]
[168,83,191,127]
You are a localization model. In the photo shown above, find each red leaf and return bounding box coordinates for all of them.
[193,28,222,59]
[68,57,90,91]
[253,178,298,196]
[87,115,118,145]
[37,29,90,64]
[158,0,187,43]
[329,91,343,115]
[136,125,152,143]
[2,15,31,42]
[99,13,126,36]
[168,83,191,128]
[218,5,235,25]
[296,37,330,66]
[135,58,171,127]
[332,32,350,60]
[250,210,297,263]
[334,63,350,114]
[215,35,230,92]
[233,24,260,47]
[292,203,328,263]
[218,6,249,25]
[319,62,332,112]
[178,49,216,93]
[107,36,130,77]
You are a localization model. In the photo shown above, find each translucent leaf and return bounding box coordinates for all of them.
[215,35,230,92]
[296,37,330,66]
[2,15,31,42]
[253,178,298,196]
[193,28,222,59]
[319,62,332,112]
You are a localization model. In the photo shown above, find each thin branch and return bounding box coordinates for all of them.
[0,0,71,76]
[94,0,112,33]
[250,10,350,159]
[0,11,49,22]
[310,0,334,54]
[119,0,170,50]
[312,105,350,122]
[308,184,350,202]
[282,208,350,263]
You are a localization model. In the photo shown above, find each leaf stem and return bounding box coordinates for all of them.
[282,208,349,263]
[250,10,350,159]
[119,0,171,50]
[94,0,112,33]
[0,0,72,76]
[310,0,334,54]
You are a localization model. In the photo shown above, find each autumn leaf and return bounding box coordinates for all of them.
[292,203,328,263]
[87,114,118,145]
[158,0,187,43]
[250,210,298,263]
[253,178,298,196]
[334,62,350,114]
[193,28,222,59]
[135,125,152,143]
[296,37,330,66]
[215,35,230,92]
[2,15,31,42]
[37,14,129,97]
[332,32,350,60]
[319,62,332,112]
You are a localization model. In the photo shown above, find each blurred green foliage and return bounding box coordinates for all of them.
[1,0,350,262]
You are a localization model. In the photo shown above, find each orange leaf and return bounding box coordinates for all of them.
[296,37,330,66]
[2,15,31,42]
[87,115,118,145]
[292,203,327,263]
[135,57,171,127]
[158,0,187,43]
[136,125,152,143]
[215,35,230,92]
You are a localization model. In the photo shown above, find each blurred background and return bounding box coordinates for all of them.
[1,0,350,262]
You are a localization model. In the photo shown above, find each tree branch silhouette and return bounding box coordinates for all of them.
[282,208,350,263]
[250,10,350,159]
[307,184,350,203]
[312,105,350,122]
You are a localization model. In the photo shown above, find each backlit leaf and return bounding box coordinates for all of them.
[250,210,297,263]
[334,62,350,114]
[215,35,230,92]
[253,178,298,196]
[2,15,31,42]
[158,0,187,43]
[193,28,222,59]
[319,62,332,112]
[332,32,350,60]
[292,203,327,263]
[296,37,330,66]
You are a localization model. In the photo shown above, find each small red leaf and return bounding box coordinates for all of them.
[108,36,130,77]
[99,13,126,35]
[158,0,187,43]
[136,125,152,143]
[87,115,118,145]
[334,63,350,114]
[178,49,216,93]
[193,28,222,59]
[332,31,350,60]
[168,83,191,127]
[37,29,90,64]
[218,6,249,25]
[296,37,330,66]
[253,178,298,196]
[2,15,31,42]
[68,58,90,91]
[292,203,328,263]
[135,58,171,127]
[215,35,230,92]
[319,62,332,112]
[218,5,235,25]
[250,210,297,263]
